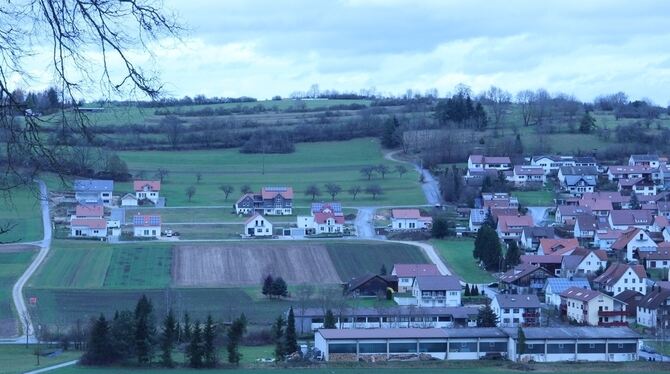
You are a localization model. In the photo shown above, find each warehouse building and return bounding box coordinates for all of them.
[314,327,640,362]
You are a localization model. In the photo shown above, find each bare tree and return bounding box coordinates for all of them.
[376,164,389,179]
[304,184,321,201]
[186,186,196,202]
[516,90,536,127]
[0,1,181,194]
[324,183,342,201]
[365,184,383,200]
[486,86,512,126]
[294,284,315,335]
[163,115,186,149]
[155,168,169,183]
[219,185,234,200]
[195,172,202,184]
[395,165,408,178]
[532,89,551,126]
[348,185,362,200]
[360,166,376,180]
[240,185,252,195]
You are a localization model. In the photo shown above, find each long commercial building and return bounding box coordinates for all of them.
[314,327,640,362]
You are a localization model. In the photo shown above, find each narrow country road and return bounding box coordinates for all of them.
[24,359,79,374]
[385,150,442,206]
[354,207,376,239]
[8,180,51,344]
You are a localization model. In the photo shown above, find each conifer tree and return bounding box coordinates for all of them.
[160,309,177,367]
[323,310,337,329]
[81,315,113,365]
[203,315,217,368]
[285,307,298,355]
[187,321,203,368]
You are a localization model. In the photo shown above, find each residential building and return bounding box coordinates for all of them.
[537,238,579,256]
[468,208,486,232]
[132,214,161,238]
[579,198,613,217]
[573,214,598,241]
[629,154,660,168]
[608,210,654,230]
[133,180,161,204]
[531,155,576,175]
[73,204,104,219]
[594,263,647,295]
[120,193,138,207]
[560,248,608,278]
[614,290,644,324]
[636,288,670,329]
[610,227,657,262]
[491,294,541,327]
[467,155,512,171]
[293,306,479,332]
[506,165,547,186]
[543,277,591,307]
[520,255,562,276]
[297,202,345,235]
[496,214,533,240]
[560,287,627,326]
[70,218,107,238]
[555,205,592,225]
[557,166,598,196]
[244,213,273,237]
[519,226,555,251]
[74,179,114,206]
[593,229,622,250]
[607,165,660,183]
[638,248,670,270]
[346,274,398,297]
[499,264,552,295]
[392,264,441,293]
[234,186,294,215]
[390,209,432,230]
[314,327,641,362]
[618,178,657,196]
[412,275,462,307]
[481,192,518,209]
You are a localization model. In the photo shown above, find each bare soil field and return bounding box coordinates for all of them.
[172,243,342,286]
[0,244,38,253]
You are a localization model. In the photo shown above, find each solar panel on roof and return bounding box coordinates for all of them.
[265,186,288,191]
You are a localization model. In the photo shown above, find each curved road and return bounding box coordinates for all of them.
[385,150,442,206]
[8,180,50,343]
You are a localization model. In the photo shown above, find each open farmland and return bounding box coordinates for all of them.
[0,245,37,337]
[0,187,43,243]
[325,241,428,281]
[115,138,425,207]
[432,238,494,284]
[173,243,342,286]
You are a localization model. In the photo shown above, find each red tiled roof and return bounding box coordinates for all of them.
[261,187,293,199]
[611,227,642,250]
[392,209,422,219]
[244,213,265,225]
[497,214,533,232]
[392,264,441,277]
[71,218,107,229]
[75,204,103,217]
[314,211,345,224]
[539,238,579,256]
[514,165,544,175]
[610,210,654,226]
[579,198,613,212]
[520,255,562,265]
[133,180,161,192]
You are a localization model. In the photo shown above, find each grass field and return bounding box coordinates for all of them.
[116,138,425,207]
[0,246,37,337]
[103,246,172,288]
[431,238,494,284]
[512,189,555,206]
[325,241,428,281]
[0,187,43,243]
[0,345,81,374]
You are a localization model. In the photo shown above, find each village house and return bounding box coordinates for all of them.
[560,287,627,327]
[543,277,591,307]
[557,166,598,196]
[618,178,657,196]
[610,227,657,262]
[555,205,592,225]
[491,294,541,327]
[593,229,623,250]
[480,192,518,209]
[297,202,345,235]
[133,180,161,204]
[346,274,398,297]
[537,238,580,256]
[578,198,613,217]
[392,264,441,293]
[594,263,647,296]
[496,214,533,240]
[614,290,644,324]
[608,209,654,231]
[629,154,661,168]
[74,179,114,206]
[467,155,512,172]
[120,193,138,207]
[636,287,670,329]
[499,264,552,295]
[468,208,486,232]
[638,247,670,270]
[607,165,660,184]
[519,226,555,251]
[560,248,608,278]
[505,165,546,187]
[573,214,599,241]
[73,204,104,219]
[132,214,161,238]
[520,255,562,276]
[411,275,462,307]
[70,218,107,238]
[531,155,576,175]
[234,186,294,215]
[244,213,273,237]
[390,209,432,230]
[573,156,599,169]
[582,191,630,210]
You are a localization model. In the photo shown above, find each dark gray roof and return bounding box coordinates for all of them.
[630,154,659,162]
[494,294,540,308]
[637,288,670,309]
[415,275,461,291]
[560,165,598,176]
[74,179,114,192]
[544,277,590,294]
[318,328,447,339]
[294,306,479,319]
[500,326,641,340]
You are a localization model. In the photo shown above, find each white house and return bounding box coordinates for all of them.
[391,209,432,230]
[132,214,161,238]
[74,179,114,206]
[543,277,591,307]
[468,208,486,232]
[491,294,541,327]
[134,180,161,204]
[506,165,546,186]
[557,166,598,196]
[411,275,462,307]
[70,218,107,238]
[608,210,654,231]
[560,287,627,326]
[610,227,657,262]
[636,288,670,329]
[392,264,441,293]
[244,213,273,237]
[560,249,608,278]
[496,214,533,240]
[594,263,647,295]
[120,193,138,207]
[297,203,345,235]
[629,154,660,168]
[530,155,576,175]
[467,155,511,171]
[638,248,670,270]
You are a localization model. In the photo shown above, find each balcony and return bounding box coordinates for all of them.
[598,321,628,327]
[522,312,539,318]
[598,310,626,317]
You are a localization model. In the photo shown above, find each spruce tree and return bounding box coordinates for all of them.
[272,315,286,361]
[380,264,387,275]
[517,326,526,361]
[285,307,298,355]
[262,275,274,297]
[187,321,203,368]
[477,301,499,327]
[504,241,522,270]
[160,309,177,367]
[82,314,113,365]
[110,310,135,362]
[323,310,337,329]
[203,315,217,368]
[472,285,480,296]
[182,312,192,342]
[272,277,288,298]
[134,295,155,365]
[464,284,471,297]
[227,314,247,365]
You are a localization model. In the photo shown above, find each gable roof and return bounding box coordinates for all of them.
[630,154,659,162]
[494,293,540,308]
[347,273,397,291]
[70,218,107,229]
[132,215,161,227]
[497,214,533,232]
[557,205,592,217]
[121,193,138,201]
[521,255,563,265]
[544,277,590,294]
[74,179,114,192]
[639,249,670,261]
[392,264,441,277]
[500,264,549,283]
[521,226,555,239]
[514,165,544,176]
[608,165,658,175]
[261,186,293,200]
[610,210,654,226]
[611,227,644,250]
[594,263,646,287]
[581,191,628,204]
[559,165,598,176]
[244,213,268,225]
[539,238,579,256]
[571,247,608,261]
[470,155,511,164]
[637,288,670,309]
[575,214,598,231]
[579,198,613,212]
[75,204,103,217]
[133,180,161,192]
[560,287,610,302]
[613,289,644,305]
[392,209,422,219]
[414,275,461,291]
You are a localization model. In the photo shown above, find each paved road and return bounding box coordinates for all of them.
[24,359,79,374]
[385,150,442,206]
[7,180,51,344]
[354,207,376,239]
[527,206,551,226]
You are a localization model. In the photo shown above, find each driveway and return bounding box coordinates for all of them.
[354,207,376,239]
[527,206,551,226]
